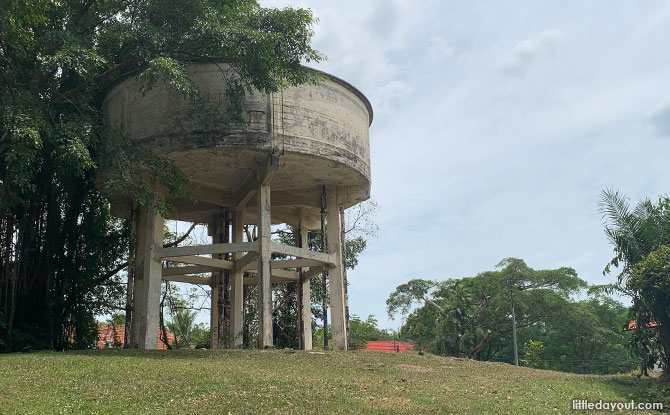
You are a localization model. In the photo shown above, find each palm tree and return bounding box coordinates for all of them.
[598,189,670,376]
[166,309,197,349]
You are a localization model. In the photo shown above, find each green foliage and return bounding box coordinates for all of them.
[523,297,626,373]
[271,225,370,348]
[344,236,367,269]
[105,312,125,328]
[272,281,299,349]
[166,309,197,349]
[0,0,322,351]
[191,323,210,349]
[349,314,392,349]
[389,259,634,374]
[599,190,670,375]
[386,279,436,317]
[628,245,670,374]
[522,340,545,368]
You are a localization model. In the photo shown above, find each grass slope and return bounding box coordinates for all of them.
[0,350,665,414]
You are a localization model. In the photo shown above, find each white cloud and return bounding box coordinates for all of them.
[649,97,670,137]
[428,36,455,61]
[373,80,414,115]
[500,29,563,77]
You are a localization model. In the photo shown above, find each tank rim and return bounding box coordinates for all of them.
[103,62,374,126]
[305,66,373,126]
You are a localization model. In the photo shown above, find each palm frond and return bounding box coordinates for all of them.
[598,189,631,226]
[599,189,644,266]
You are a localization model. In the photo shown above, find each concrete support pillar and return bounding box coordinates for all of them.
[230,208,244,348]
[132,200,164,349]
[326,187,347,350]
[208,222,219,349]
[210,277,219,348]
[215,211,231,349]
[297,215,313,350]
[124,202,138,348]
[257,184,273,348]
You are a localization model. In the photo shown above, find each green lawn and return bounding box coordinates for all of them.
[0,350,666,414]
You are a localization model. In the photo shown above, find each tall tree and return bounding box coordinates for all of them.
[387,259,587,359]
[390,262,635,374]
[598,190,670,376]
[0,0,322,351]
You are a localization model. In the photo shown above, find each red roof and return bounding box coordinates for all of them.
[361,341,414,352]
[97,325,175,349]
[627,320,660,331]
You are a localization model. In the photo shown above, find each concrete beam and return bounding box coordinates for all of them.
[243,269,299,281]
[234,154,279,208]
[271,258,324,269]
[162,274,213,285]
[157,241,258,258]
[303,266,325,280]
[243,274,299,284]
[234,251,258,272]
[166,255,234,270]
[162,265,216,276]
[269,242,337,267]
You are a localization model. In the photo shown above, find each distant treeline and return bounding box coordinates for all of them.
[387,258,637,375]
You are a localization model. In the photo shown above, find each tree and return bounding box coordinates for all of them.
[628,245,670,374]
[390,260,636,374]
[191,323,210,349]
[530,296,635,374]
[598,190,670,376]
[0,0,322,351]
[522,340,545,368]
[388,259,587,360]
[348,314,391,349]
[166,308,197,349]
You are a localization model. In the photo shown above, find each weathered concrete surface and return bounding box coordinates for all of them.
[102,63,372,225]
[326,187,347,351]
[132,201,164,349]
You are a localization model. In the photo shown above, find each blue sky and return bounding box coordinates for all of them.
[255,1,670,330]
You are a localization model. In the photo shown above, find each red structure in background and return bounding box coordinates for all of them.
[97,325,175,349]
[626,319,660,331]
[362,341,414,352]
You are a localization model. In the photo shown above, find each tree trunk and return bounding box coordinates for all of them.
[159,282,171,349]
[656,313,670,377]
[469,330,493,358]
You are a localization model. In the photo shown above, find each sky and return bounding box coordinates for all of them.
[250,0,670,330]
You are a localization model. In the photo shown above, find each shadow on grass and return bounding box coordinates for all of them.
[588,373,670,411]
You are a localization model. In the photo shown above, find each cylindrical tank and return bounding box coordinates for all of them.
[102,63,372,226]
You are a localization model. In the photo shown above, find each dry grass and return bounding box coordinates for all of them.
[0,349,666,414]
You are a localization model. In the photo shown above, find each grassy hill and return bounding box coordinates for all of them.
[0,350,666,414]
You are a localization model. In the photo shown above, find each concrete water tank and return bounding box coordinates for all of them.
[103,63,372,227]
[101,63,372,351]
